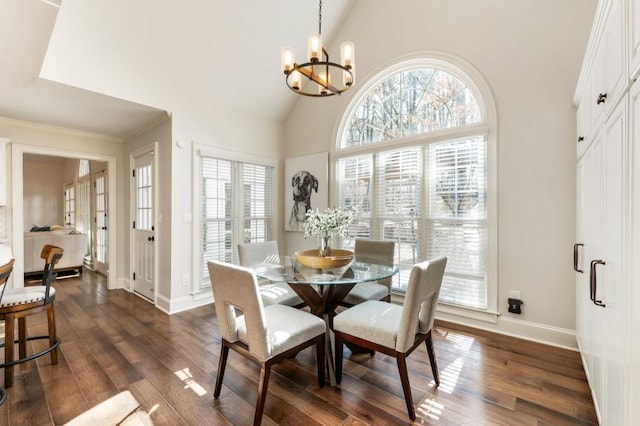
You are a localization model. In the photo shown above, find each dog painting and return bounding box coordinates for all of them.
[285,153,328,232]
[289,171,318,230]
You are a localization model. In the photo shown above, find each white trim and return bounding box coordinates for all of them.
[436,313,578,351]
[11,144,118,290]
[166,292,213,315]
[196,145,277,169]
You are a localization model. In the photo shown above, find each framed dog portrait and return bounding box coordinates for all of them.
[285,152,328,232]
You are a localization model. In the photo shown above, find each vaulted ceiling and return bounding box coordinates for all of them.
[0,0,355,138]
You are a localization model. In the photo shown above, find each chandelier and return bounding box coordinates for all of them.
[281,0,355,97]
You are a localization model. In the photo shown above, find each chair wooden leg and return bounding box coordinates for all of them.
[334,333,343,384]
[425,330,439,386]
[254,363,271,426]
[397,354,415,420]
[47,305,58,364]
[316,334,325,388]
[4,316,14,388]
[18,317,27,361]
[213,342,229,398]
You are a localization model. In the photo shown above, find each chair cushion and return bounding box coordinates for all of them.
[237,304,325,360]
[333,300,403,349]
[259,281,304,307]
[0,286,55,308]
[342,281,388,305]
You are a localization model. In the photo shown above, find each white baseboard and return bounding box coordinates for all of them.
[435,311,578,351]
[115,277,129,290]
[164,292,213,314]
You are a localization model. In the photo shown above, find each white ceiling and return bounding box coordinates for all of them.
[0,0,356,138]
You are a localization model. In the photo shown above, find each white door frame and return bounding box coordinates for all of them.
[129,142,159,304]
[11,143,117,289]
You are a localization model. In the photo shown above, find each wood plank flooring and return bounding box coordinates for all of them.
[0,271,597,425]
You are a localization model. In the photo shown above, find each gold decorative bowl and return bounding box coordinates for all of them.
[295,249,354,269]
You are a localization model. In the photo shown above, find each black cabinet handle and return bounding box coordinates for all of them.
[578,136,584,143]
[147,236,155,242]
[589,259,606,307]
[573,243,584,273]
[596,93,607,104]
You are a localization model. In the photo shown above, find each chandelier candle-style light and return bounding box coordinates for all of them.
[281,0,355,97]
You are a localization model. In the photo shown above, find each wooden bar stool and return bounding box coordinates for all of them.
[0,244,63,388]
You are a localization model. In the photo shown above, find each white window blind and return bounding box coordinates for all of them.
[377,148,422,288]
[200,156,274,287]
[428,137,487,309]
[337,155,372,241]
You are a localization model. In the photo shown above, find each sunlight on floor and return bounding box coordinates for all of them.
[419,331,476,420]
[174,367,207,396]
[417,398,445,420]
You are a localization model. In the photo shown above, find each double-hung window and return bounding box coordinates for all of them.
[336,58,496,315]
[196,149,274,290]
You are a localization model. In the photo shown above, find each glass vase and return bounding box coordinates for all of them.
[318,234,332,257]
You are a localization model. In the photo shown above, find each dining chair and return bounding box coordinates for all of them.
[208,261,326,426]
[238,241,305,308]
[333,256,447,420]
[0,244,63,388]
[340,239,395,307]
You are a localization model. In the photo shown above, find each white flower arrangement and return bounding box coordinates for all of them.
[302,206,358,239]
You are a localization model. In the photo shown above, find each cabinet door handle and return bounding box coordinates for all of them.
[573,243,584,273]
[577,136,584,143]
[596,93,607,104]
[589,259,606,307]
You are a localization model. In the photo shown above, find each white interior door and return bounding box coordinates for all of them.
[133,152,155,300]
[93,169,108,275]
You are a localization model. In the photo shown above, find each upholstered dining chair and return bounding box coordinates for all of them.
[333,256,447,420]
[340,239,395,307]
[0,244,63,388]
[208,261,326,426]
[238,241,305,308]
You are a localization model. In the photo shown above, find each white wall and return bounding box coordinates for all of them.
[283,0,597,347]
[23,154,65,231]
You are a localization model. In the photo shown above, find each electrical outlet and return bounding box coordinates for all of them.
[509,290,521,299]
[182,274,190,287]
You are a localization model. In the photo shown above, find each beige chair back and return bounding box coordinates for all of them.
[396,256,447,352]
[238,241,281,267]
[354,239,395,288]
[208,261,271,360]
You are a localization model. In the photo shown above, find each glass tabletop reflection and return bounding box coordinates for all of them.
[252,258,398,285]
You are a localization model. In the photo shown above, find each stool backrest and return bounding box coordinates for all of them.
[40,245,63,302]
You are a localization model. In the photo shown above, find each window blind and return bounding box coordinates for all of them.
[427,137,487,309]
[376,148,422,289]
[337,155,373,243]
[200,156,274,287]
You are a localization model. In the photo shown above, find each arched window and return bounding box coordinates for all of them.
[335,56,496,313]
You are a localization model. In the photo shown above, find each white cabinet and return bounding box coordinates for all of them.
[629,76,640,426]
[630,0,640,78]
[575,96,627,426]
[574,1,635,423]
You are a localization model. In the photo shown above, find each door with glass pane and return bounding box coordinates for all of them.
[93,169,108,275]
[133,152,154,300]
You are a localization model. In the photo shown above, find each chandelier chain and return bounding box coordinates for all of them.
[318,0,322,35]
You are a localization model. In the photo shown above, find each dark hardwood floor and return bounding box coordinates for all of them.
[0,271,597,425]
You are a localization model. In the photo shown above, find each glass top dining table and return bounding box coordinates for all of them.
[253,256,399,386]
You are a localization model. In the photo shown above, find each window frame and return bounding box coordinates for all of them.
[333,53,499,322]
[191,145,278,297]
